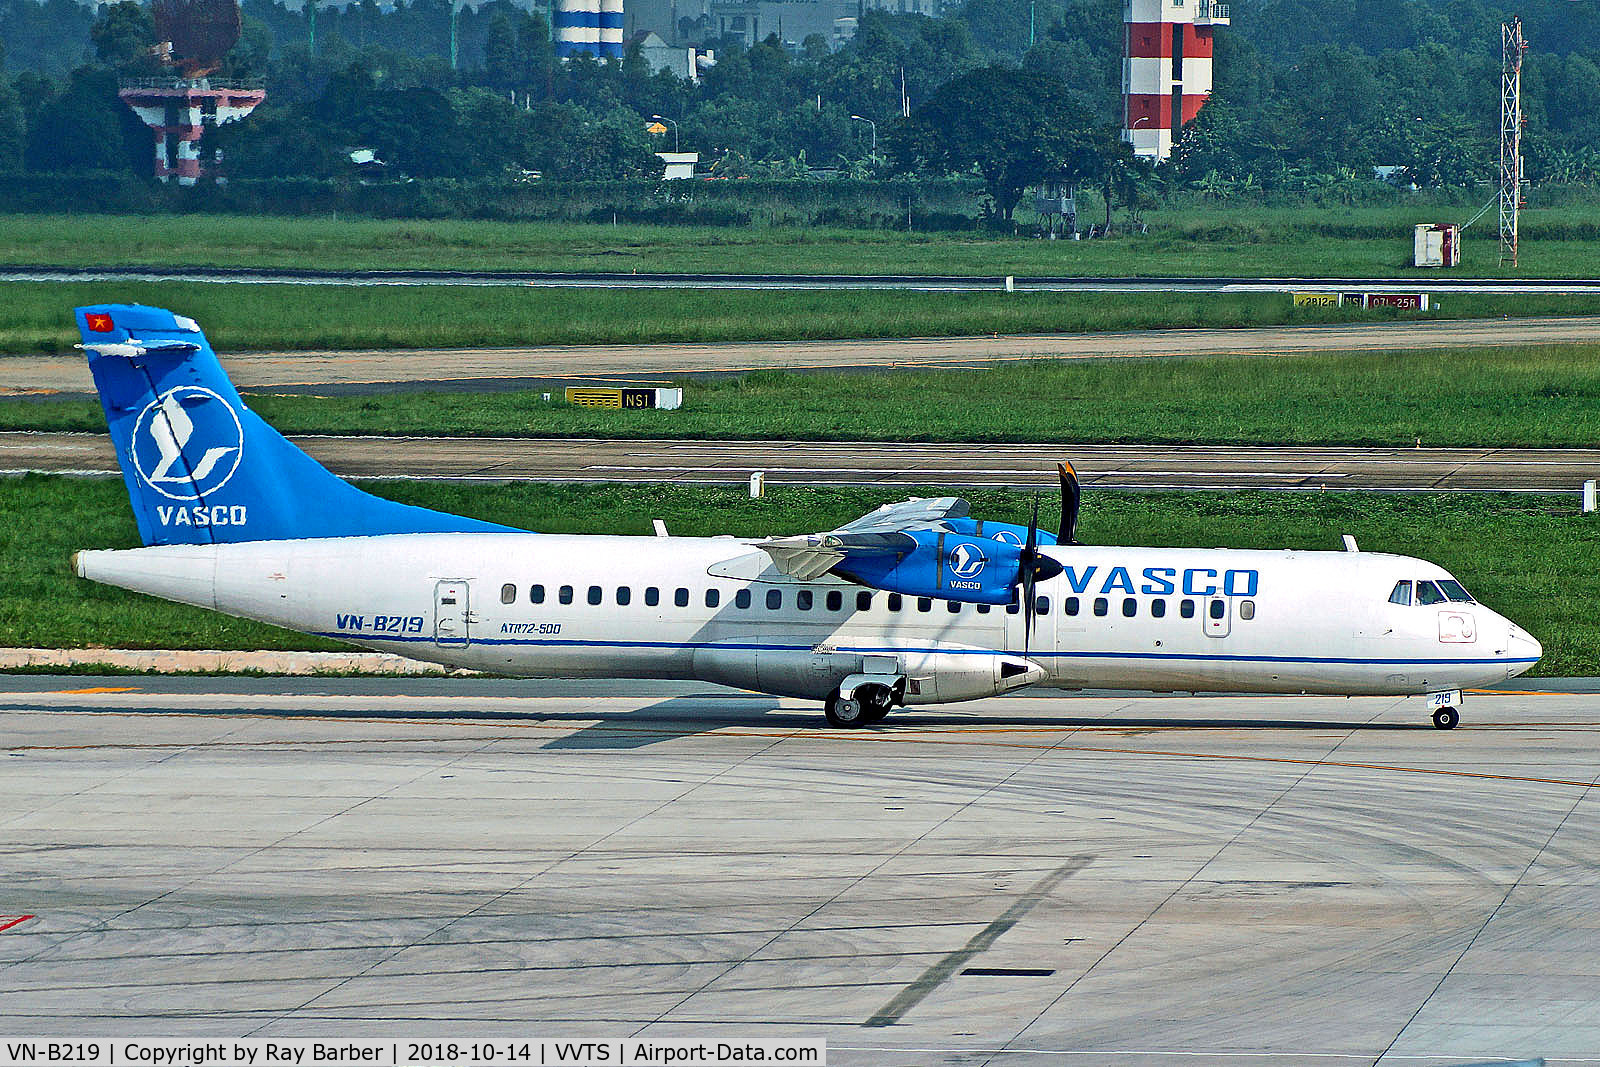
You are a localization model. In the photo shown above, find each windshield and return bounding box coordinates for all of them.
[1437,579,1476,603]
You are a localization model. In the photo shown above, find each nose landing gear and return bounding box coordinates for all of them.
[1427,690,1463,729]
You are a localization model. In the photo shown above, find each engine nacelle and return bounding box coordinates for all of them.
[833,529,1054,605]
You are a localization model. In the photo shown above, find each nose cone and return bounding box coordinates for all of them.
[1506,623,1543,679]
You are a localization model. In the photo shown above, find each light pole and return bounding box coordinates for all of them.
[849,114,877,161]
[652,114,680,153]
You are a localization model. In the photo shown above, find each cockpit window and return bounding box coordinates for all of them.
[1437,579,1475,603]
[1388,580,1412,606]
[1415,580,1447,605]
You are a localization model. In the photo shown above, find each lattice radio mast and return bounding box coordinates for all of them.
[1499,17,1527,267]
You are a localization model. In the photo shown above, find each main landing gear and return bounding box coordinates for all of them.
[824,683,895,728]
[1428,689,1463,730]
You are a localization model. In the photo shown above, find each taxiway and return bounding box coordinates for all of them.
[3,677,1598,1064]
[5,434,1599,493]
[5,317,1600,395]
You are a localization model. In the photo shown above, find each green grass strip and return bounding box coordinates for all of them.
[9,281,1590,356]
[7,343,1600,448]
[2,475,1593,676]
[3,212,1600,277]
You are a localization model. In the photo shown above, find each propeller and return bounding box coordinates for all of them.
[1018,494,1063,656]
[1058,461,1081,546]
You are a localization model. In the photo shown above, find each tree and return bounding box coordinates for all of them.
[90,0,156,74]
[898,65,1097,220]
[0,63,24,172]
[1088,127,1153,231]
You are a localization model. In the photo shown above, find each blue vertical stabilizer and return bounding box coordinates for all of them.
[76,304,522,546]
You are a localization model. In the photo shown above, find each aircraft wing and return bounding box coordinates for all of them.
[756,497,968,580]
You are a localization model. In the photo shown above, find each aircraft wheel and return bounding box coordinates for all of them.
[860,685,894,723]
[1432,706,1460,730]
[825,692,867,729]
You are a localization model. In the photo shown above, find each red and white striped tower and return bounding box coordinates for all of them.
[120,79,265,184]
[1122,0,1228,162]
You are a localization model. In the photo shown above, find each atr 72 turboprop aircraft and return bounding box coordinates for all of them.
[71,304,1541,729]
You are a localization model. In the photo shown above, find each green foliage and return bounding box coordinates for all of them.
[1,475,1593,674]
[89,0,155,73]
[899,65,1101,219]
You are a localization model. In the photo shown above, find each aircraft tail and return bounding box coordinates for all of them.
[76,304,519,546]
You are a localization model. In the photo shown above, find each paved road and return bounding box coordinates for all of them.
[10,263,1600,293]
[4,680,1599,1062]
[5,316,1600,395]
[7,432,1599,492]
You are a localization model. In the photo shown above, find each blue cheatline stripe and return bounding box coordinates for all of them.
[310,632,1537,668]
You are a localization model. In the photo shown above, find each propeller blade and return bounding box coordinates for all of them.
[1023,495,1040,655]
[1058,461,1081,545]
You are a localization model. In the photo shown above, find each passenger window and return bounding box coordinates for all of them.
[826,591,842,612]
[857,591,872,611]
[1151,599,1166,618]
[1415,581,1446,606]
[1123,598,1136,617]
[798,590,813,611]
[1209,599,1225,619]
[888,593,903,612]
[617,586,631,606]
[587,585,602,606]
[1389,580,1412,606]
[1093,597,1108,617]
[1240,599,1256,620]
[766,589,782,610]
[1180,599,1195,619]
[500,583,516,605]
[917,597,933,612]
[947,599,960,613]
[1036,596,1050,614]
[735,588,751,609]
[644,587,659,607]
[674,587,690,607]
[559,585,574,605]
[1006,591,1020,615]
[1064,596,1080,616]
[976,603,991,614]
[1438,579,1475,603]
[705,588,719,608]
[529,584,545,605]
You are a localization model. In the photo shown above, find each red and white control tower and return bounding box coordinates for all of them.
[119,0,264,184]
[1122,0,1228,162]
[120,79,265,184]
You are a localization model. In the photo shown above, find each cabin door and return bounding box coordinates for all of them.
[1203,595,1232,638]
[434,579,472,647]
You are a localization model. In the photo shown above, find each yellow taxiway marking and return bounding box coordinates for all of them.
[49,686,139,694]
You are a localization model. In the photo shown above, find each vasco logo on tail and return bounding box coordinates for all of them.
[129,387,244,501]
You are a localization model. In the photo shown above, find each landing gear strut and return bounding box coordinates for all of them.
[1432,706,1459,730]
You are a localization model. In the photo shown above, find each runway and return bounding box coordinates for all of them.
[3,676,1598,1063]
[5,316,1600,395]
[7,433,1599,492]
[9,263,1600,294]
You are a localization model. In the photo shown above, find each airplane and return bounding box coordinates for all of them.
[69,303,1542,730]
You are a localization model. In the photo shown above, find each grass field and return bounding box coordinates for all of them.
[1,475,1591,675]
[4,279,1600,356]
[3,208,1600,277]
[7,343,1600,448]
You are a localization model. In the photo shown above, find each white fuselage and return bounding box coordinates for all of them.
[76,533,1542,704]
